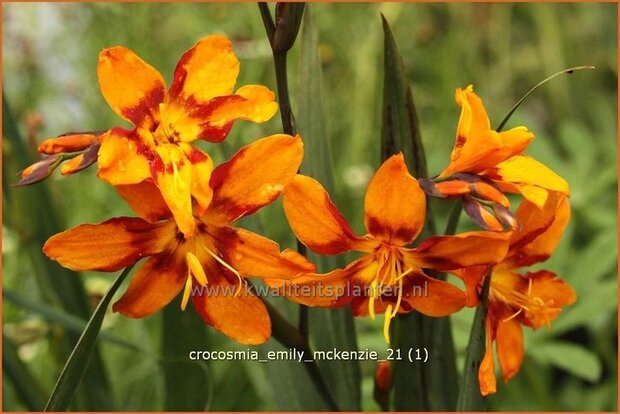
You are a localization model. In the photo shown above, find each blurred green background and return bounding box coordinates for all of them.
[2,2,617,412]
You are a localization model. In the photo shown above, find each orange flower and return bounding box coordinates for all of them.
[43,135,312,344]
[95,35,278,238]
[280,154,510,343]
[454,193,576,395]
[421,85,569,230]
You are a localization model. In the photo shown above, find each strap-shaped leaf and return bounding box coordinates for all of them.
[381,15,458,411]
[3,92,113,410]
[161,300,211,411]
[45,266,133,411]
[4,289,148,354]
[380,15,427,178]
[3,334,47,410]
[298,6,361,410]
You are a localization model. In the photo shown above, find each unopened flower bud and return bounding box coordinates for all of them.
[38,132,99,154]
[272,3,305,53]
[373,360,392,410]
[16,154,63,186]
[463,196,503,232]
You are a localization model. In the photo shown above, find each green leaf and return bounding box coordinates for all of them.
[297,6,361,410]
[3,334,47,411]
[161,299,210,411]
[455,272,490,411]
[263,300,335,411]
[297,5,336,192]
[380,14,427,178]
[3,289,150,355]
[381,15,455,411]
[3,92,113,410]
[392,312,428,410]
[45,266,133,411]
[528,341,602,382]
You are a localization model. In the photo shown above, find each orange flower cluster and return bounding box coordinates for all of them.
[26,36,313,345]
[20,37,574,394]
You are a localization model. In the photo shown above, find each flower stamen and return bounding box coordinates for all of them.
[202,245,244,296]
[181,275,193,311]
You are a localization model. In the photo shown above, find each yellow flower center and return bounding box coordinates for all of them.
[370,244,413,343]
[490,271,556,328]
[153,103,181,144]
[179,226,245,311]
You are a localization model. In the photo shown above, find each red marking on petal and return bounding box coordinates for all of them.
[120,87,165,129]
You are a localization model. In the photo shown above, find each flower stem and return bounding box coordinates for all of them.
[456,267,492,411]
[273,52,296,136]
[445,202,462,236]
[258,2,309,336]
[495,65,594,132]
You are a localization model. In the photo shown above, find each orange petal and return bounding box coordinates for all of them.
[97,128,152,186]
[113,248,186,318]
[196,85,278,142]
[211,226,315,278]
[485,155,570,206]
[455,85,491,143]
[283,174,372,255]
[43,217,175,272]
[408,231,509,271]
[207,134,303,224]
[178,86,278,143]
[115,182,172,223]
[479,315,497,396]
[402,272,466,317]
[452,265,487,307]
[97,47,166,128]
[169,35,239,104]
[522,270,576,329]
[153,143,199,237]
[495,307,525,382]
[191,264,271,345]
[510,195,570,267]
[440,85,534,177]
[282,256,377,307]
[184,144,214,216]
[364,153,426,245]
[38,133,98,154]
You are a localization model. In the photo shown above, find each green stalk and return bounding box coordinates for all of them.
[257,1,309,337]
[445,202,463,236]
[273,52,296,136]
[456,269,492,411]
[495,65,594,132]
